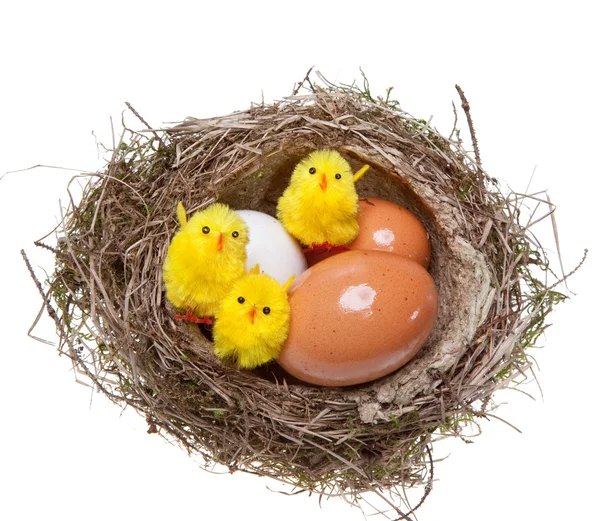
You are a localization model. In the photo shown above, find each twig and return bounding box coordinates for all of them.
[34,240,60,255]
[547,248,587,293]
[21,249,61,336]
[392,444,434,521]
[455,84,482,171]
[125,101,164,147]
[449,100,459,141]
[292,66,315,95]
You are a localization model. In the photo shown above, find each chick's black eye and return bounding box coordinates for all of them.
[335,173,342,179]
[309,167,316,174]
[232,231,239,238]
[262,307,271,315]
[202,226,210,234]
[237,296,245,304]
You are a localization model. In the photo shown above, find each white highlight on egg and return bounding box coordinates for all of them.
[339,283,376,313]
[373,228,395,247]
[410,310,420,320]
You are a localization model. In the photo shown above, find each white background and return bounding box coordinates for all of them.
[1,1,598,520]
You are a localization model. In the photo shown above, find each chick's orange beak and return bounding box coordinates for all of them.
[319,173,327,191]
[216,232,223,251]
[248,306,256,324]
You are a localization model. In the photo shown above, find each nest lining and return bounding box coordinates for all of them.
[32,77,567,516]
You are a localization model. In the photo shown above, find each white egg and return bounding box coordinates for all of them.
[237,210,307,285]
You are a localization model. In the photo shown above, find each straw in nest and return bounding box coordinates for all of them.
[25,72,579,519]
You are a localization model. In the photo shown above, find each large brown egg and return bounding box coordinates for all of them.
[305,198,431,268]
[277,250,438,387]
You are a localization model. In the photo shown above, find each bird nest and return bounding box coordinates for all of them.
[28,73,573,518]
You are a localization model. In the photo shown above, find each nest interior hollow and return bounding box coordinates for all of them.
[40,80,560,509]
[212,141,493,409]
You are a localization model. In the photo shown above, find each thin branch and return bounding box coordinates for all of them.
[455,84,482,171]
[125,101,164,147]
[292,66,316,95]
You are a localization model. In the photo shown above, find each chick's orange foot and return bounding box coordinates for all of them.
[174,309,214,325]
[302,242,350,254]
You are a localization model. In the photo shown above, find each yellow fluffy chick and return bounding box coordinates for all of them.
[163,202,249,321]
[213,266,295,369]
[276,149,369,249]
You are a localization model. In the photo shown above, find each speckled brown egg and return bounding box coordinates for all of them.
[305,198,431,268]
[277,250,438,387]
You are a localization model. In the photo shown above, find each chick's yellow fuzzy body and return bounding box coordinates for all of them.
[277,150,368,246]
[213,273,293,369]
[162,203,249,317]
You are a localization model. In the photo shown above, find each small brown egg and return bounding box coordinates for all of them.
[352,198,431,267]
[305,198,431,268]
[277,250,438,387]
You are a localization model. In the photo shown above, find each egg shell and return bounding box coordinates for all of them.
[277,250,438,387]
[305,198,431,268]
[237,210,307,285]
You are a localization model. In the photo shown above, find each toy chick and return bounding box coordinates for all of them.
[276,149,369,252]
[213,265,295,369]
[163,202,249,323]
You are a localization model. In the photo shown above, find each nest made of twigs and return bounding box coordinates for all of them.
[30,73,571,518]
